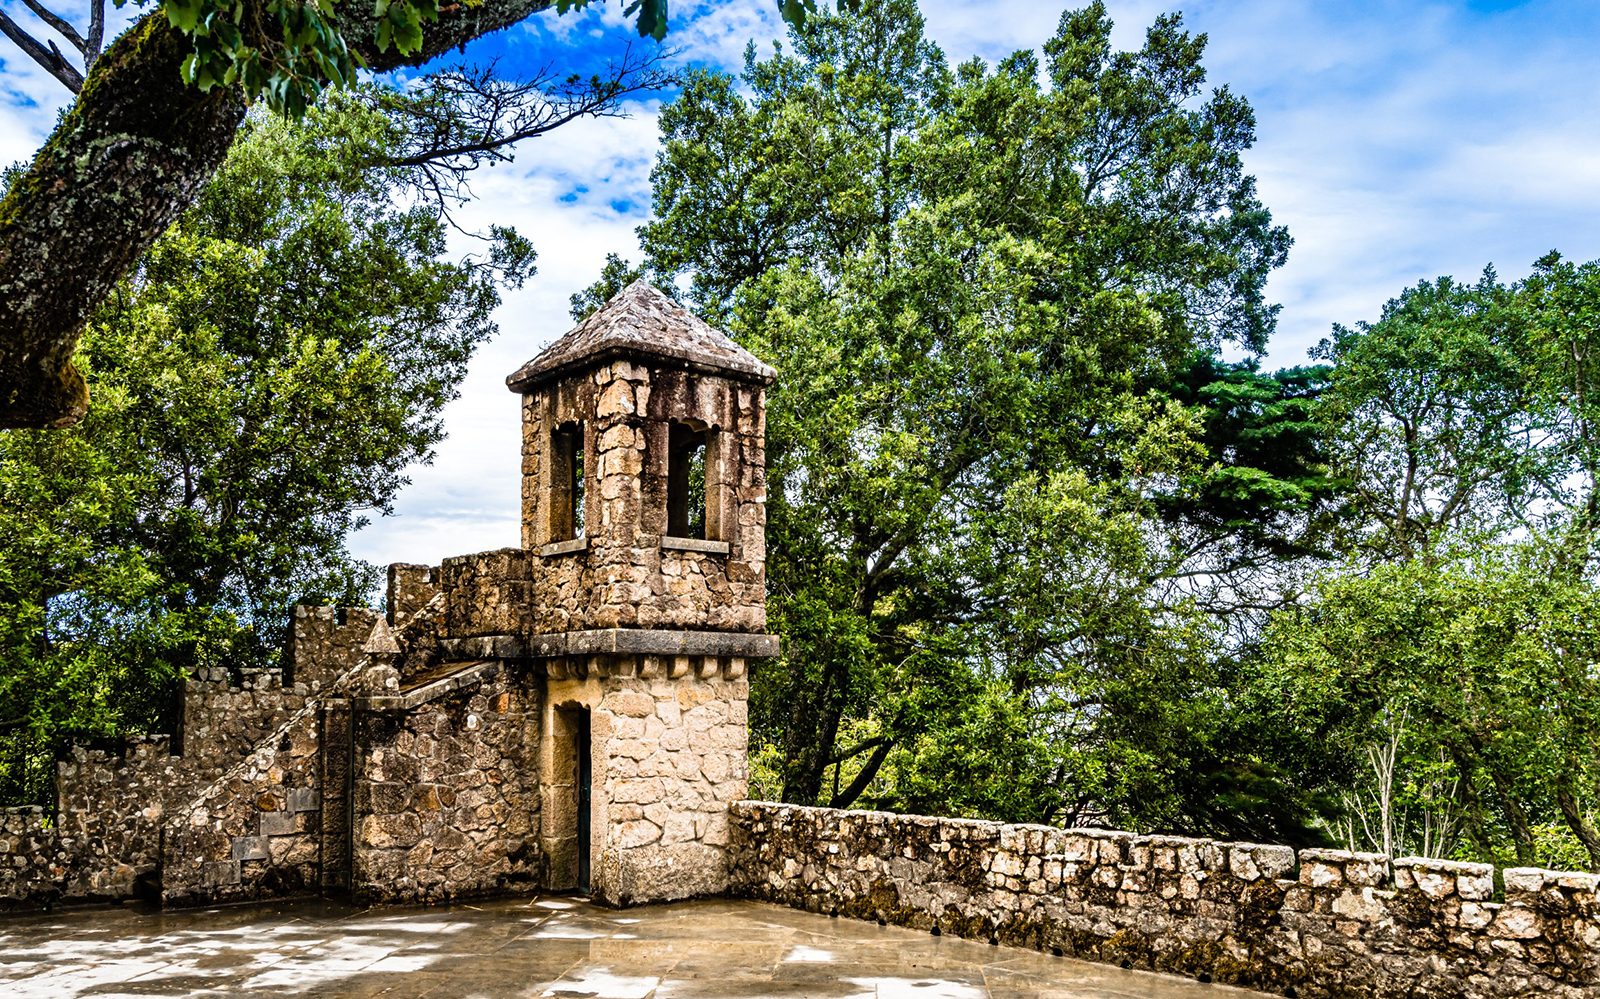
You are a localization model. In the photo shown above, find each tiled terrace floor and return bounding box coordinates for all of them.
[0,895,1272,999]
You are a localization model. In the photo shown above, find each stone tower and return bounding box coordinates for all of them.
[0,282,776,913]
[498,280,778,904]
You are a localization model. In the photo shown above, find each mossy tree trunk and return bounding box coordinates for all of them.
[0,0,551,430]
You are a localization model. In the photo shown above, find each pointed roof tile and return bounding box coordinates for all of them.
[506,281,776,393]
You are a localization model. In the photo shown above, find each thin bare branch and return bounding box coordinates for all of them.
[0,5,83,91]
[362,46,676,226]
[85,0,104,63]
[18,0,84,54]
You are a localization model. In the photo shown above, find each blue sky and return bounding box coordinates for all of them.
[4,0,1600,568]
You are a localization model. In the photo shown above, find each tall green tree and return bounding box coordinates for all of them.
[1261,543,1600,870]
[590,0,1333,837]
[0,89,533,804]
[1310,271,1541,563]
[1258,254,1600,869]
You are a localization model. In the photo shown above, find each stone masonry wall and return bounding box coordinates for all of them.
[0,807,67,906]
[509,360,767,638]
[387,563,440,631]
[0,662,313,910]
[350,670,541,904]
[286,605,380,689]
[52,736,182,900]
[0,735,182,907]
[558,658,748,906]
[160,696,327,906]
[157,602,394,907]
[728,802,1599,999]
[441,548,538,639]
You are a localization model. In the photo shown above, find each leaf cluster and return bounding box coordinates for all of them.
[148,0,821,117]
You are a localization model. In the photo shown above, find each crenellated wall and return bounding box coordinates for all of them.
[727,802,1600,999]
[285,605,380,689]
[53,736,182,899]
[158,683,331,906]
[0,662,323,910]
[0,600,383,911]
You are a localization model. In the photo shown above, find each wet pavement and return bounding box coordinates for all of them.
[0,895,1271,999]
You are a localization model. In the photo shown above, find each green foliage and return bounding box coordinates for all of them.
[1311,271,1539,561]
[598,0,1326,840]
[145,0,830,117]
[570,253,648,321]
[1157,354,1341,564]
[1261,542,1600,868]
[0,90,530,804]
[1257,253,1600,870]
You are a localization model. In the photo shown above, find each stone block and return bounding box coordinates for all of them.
[1489,905,1543,939]
[231,836,269,862]
[1502,868,1549,895]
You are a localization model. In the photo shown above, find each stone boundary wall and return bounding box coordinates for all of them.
[727,802,1599,999]
[0,807,68,905]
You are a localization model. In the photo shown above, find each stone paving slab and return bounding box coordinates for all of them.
[0,896,1273,999]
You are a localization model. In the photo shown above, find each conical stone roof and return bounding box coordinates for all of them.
[506,281,776,393]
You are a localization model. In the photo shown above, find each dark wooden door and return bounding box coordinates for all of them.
[576,711,591,894]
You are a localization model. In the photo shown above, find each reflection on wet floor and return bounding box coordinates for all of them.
[0,895,1272,998]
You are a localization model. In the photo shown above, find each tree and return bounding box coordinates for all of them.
[0,0,820,430]
[1149,353,1343,639]
[1512,253,1600,565]
[570,253,649,321]
[1255,255,1600,869]
[0,89,532,804]
[1260,543,1600,870]
[1311,271,1545,563]
[595,0,1319,837]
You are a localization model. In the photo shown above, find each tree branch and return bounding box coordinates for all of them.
[19,0,85,54]
[0,6,83,91]
[85,0,104,64]
[0,0,557,430]
[829,737,894,809]
[367,49,674,224]
[828,733,888,765]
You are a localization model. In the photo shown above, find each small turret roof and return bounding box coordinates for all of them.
[506,281,776,393]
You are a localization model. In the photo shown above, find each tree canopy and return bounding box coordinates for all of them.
[574,0,1352,841]
[0,88,529,804]
[1253,253,1600,870]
